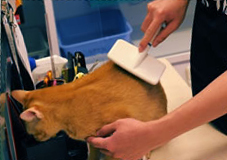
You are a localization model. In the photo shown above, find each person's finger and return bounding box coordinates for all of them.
[96,122,117,137]
[141,14,153,33]
[139,19,162,52]
[152,21,179,47]
[86,137,108,149]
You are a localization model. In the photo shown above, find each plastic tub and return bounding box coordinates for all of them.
[57,9,132,58]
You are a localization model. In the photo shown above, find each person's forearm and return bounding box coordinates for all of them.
[150,71,227,143]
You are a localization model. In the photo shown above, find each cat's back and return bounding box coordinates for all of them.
[91,60,165,96]
[88,61,167,121]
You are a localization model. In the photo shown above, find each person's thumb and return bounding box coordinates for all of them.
[97,122,117,137]
[87,136,109,148]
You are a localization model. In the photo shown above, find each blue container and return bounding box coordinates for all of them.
[57,9,132,58]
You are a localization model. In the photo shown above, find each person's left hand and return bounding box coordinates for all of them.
[87,118,161,160]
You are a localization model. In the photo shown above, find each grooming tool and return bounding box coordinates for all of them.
[74,51,88,74]
[46,70,53,80]
[109,26,167,86]
[67,53,76,82]
[108,39,165,85]
[36,78,65,89]
[43,76,50,87]
[31,55,67,84]
[108,25,166,85]
[133,25,163,68]
[52,79,57,86]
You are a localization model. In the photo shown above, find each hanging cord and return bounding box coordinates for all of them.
[2,0,23,87]
[2,0,16,26]
[2,1,18,66]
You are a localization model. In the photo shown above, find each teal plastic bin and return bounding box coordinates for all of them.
[57,9,132,58]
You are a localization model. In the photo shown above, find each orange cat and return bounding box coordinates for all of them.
[12,61,167,160]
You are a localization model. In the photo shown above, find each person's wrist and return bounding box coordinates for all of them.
[146,116,179,148]
[144,119,169,149]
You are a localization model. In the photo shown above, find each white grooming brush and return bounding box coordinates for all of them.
[108,27,166,85]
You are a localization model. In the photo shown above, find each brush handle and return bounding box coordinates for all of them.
[133,25,162,68]
[149,25,162,45]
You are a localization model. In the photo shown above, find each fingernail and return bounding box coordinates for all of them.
[139,45,144,52]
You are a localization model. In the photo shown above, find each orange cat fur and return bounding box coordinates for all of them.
[12,61,167,160]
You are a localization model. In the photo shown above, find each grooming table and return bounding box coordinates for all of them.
[150,59,227,160]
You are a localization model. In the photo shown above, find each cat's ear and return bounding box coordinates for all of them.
[20,107,44,122]
[11,90,29,105]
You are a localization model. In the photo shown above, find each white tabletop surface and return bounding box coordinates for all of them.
[150,59,227,160]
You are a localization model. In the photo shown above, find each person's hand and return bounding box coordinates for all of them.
[139,0,189,52]
[87,118,165,160]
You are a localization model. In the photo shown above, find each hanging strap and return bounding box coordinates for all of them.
[2,1,20,74]
[2,1,35,90]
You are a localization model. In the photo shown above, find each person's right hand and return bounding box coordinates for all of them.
[139,0,190,52]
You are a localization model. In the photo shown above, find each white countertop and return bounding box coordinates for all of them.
[151,59,227,160]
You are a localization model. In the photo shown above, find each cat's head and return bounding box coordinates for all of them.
[12,90,61,141]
